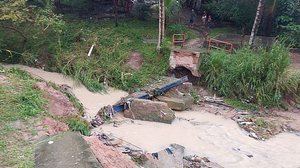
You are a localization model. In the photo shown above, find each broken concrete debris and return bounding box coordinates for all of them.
[125,99,175,124]
[143,144,185,168]
[91,76,193,126]
[183,155,224,168]
[89,131,224,168]
[156,95,193,111]
[35,132,101,168]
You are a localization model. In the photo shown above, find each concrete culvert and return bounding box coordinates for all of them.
[170,66,200,85]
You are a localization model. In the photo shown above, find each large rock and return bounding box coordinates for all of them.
[125,99,175,124]
[143,144,185,168]
[156,95,194,111]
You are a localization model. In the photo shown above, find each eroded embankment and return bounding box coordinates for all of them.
[7,65,300,168]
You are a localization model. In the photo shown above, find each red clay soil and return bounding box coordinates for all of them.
[290,51,300,69]
[0,75,8,83]
[36,82,77,117]
[84,136,137,168]
[42,117,69,136]
[126,52,143,70]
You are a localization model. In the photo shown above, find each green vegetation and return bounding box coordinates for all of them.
[224,99,258,111]
[191,91,200,104]
[0,68,45,122]
[66,117,91,136]
[0,67,46,168]
[209,27,238,37]
[57,18,170,92]
[200,42,300,107]
[255,117,268,128]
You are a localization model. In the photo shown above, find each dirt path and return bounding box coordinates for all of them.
[4,65,128,121]
[6,65,300,168]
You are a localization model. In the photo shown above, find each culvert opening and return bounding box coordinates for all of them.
[169,66,201,85]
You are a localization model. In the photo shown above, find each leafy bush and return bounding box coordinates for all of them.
[133,0,152,20]
[200,42,300,107]
[168,24,188,35]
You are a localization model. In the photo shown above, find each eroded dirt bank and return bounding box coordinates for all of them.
[7,65,300,168]
[5,65,128,121]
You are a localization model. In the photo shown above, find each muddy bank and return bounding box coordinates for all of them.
[4,65,128,121]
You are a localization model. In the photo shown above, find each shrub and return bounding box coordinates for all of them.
[133,0,152,20]
[168,24,188,35]
[200,41,300,107]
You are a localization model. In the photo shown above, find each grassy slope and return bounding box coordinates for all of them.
[0,66,91,167]
[52,18,198,92]
[0,67,46,168]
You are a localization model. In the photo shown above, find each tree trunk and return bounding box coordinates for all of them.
[113,0,119,27]
[249,0,265,46]
[157,0,165,51]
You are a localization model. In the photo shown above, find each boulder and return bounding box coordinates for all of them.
[125,99,175,124]
[156,95,194,111]
[143,144,185,168]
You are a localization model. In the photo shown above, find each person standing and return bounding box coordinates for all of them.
[190,9,196,25]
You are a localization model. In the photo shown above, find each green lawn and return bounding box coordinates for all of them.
[0,67,46,168]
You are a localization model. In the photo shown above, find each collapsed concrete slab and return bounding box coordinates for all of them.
[143,144,185,168]
[35,132,101,168]
[124,99,175,124]
[156,95,193,111]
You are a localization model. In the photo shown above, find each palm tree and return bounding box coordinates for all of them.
[249,0,265,46]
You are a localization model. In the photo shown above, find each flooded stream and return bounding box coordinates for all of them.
[6,65,300,168]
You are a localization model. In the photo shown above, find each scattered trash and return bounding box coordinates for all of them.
[249,132,258,139]
[90,115,103,127]
[247,154,254,158]
[144,144,185,168]
[152,153,159,160]
[233,147,254,159]
[184,155,223,168]
[48,141,54,144]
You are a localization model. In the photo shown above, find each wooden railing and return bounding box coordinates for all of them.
[207,38,234,53]
[172,34,186,47]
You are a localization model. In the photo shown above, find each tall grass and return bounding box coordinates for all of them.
[200,42,300,107]
[56,18,170,92]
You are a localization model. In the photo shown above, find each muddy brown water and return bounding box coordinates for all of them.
[4,65,128,121]
[6,65,300,168]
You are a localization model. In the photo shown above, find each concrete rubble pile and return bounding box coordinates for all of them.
[88,132,223,168]
[91,77,195,125]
